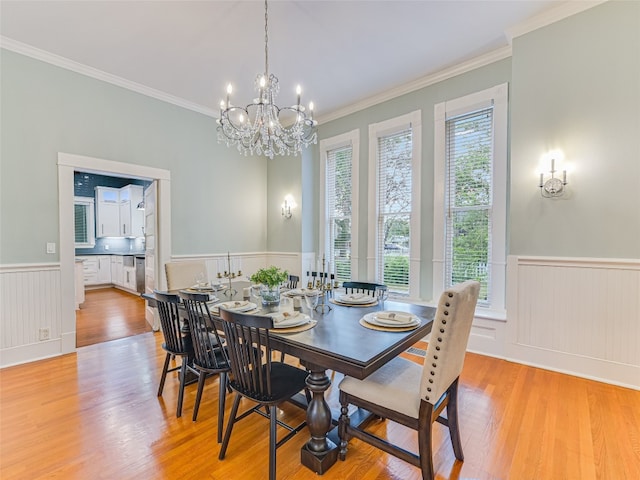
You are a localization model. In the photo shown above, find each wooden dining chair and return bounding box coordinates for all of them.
[342,281,388,298]
[165,261,207,290]
[218,308,309,480]
[179,291,230,443]
[286,274,299,289]
[337,280,480,480]
[154,290,197,418]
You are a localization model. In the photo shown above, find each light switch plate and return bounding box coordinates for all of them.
[46,242,56,254]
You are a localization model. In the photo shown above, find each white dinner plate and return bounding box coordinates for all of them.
[271,312,311,329]
[337,293,377,304]
[362,311,420,328]
[216,301,257,313]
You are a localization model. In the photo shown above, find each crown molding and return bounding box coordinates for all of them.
[317,45,512,125]
[0,36,218,118]
[505,0,608,43]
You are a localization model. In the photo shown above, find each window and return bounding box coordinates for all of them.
[320,130,359,282]
[433,84,507,313]
[368,110,421,298]
[74,196,95,247]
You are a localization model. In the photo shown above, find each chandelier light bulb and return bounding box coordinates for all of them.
[260,76,266,88]
[226,84,233,95]
[239,113,245,123]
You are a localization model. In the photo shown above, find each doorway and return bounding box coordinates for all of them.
[58,153,171,356]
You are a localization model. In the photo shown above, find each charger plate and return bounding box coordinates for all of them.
[271,319,317,334]
[359,318,420,332]
[330,298,378,308]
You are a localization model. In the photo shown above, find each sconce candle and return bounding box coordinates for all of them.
[539,158,568,198]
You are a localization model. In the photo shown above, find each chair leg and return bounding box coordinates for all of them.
[338,394,350,461]
[157,353,171,397]
[217,372,228,443]
[417,415,435,480]
[192,370,207,421]
[447,379,464,461]
[176,359,188,418]
[269,404,277,480]
[219,393,242,460]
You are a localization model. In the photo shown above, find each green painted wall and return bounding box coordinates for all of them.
[0,50,267,264]
[510,0,640,257]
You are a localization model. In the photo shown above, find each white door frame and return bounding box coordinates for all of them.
[57,153,171,354]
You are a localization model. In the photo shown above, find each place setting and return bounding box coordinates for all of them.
[269,310,317,333]
[330,292,378,307]
[359,310,421,332]
[212,300,258,315]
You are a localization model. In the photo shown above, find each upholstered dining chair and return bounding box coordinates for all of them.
[218,308,309,480]
[154,290,197,418]
[342,281,388,298]
[165,261,208,290]
[178,291,230,443]
[337,280,480,480]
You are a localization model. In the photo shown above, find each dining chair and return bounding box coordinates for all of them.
[218,308,309,480]
[165,261,208,290]
[286,274,299,289]
[337,280,480,480]
[179,291,231,443]
[342,281,388,298]
[154,290,197,418]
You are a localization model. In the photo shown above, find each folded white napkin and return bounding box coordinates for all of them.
[220,301,249,310]
[339,293,374,303]
[271,311,304,327]
[376,311,414,323]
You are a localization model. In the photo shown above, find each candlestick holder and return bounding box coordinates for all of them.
[314,256,332,314]
[217,252,241,298]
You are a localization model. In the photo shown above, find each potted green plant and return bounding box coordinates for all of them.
[250,266,289,307]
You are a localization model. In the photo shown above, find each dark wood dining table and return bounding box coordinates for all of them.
[143,285,435,474]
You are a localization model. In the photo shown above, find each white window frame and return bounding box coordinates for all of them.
[368,110,422,299]
[74,196,95,248]
[319,129,360,280]
[433,83,508,315]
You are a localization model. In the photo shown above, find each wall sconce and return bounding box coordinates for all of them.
[539,158,568,198]
[281,195,295,219]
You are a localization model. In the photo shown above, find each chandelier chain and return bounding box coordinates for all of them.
[264,0,269,76]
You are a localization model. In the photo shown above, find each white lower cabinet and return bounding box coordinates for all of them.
[111,256,124,287]
[78,255,111,286]
[123,266,136,291]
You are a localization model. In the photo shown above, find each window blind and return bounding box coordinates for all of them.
[376,129,412,294]
[74,203,88,244]
[326,145,352,282]
[445,108,493,303]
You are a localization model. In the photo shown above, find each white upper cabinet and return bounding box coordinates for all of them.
[95,187,120,237]
[95,185,145,238]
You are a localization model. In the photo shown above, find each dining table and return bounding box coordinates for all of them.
[143,283,435,474]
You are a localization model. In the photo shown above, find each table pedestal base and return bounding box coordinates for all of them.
[300,441,338,474]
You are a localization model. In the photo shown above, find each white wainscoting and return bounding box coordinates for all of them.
[506,255,640,389]
[0,263,64,367]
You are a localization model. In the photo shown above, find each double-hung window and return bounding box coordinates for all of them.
[368,110,421,298]
[320,130,359,282]
[433,84,507,313]
[74,196,95,248]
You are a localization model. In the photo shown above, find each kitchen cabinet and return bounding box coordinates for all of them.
[78,255,112,286]
[123,266,137,291]
[111,256,124,287]
[95,187,120,237]
[75,259,85,309]
[95,185,144,238]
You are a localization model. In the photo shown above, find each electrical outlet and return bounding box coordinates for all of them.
[39,328,50,341]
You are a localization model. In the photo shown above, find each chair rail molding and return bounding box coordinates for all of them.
[506,255,640,390]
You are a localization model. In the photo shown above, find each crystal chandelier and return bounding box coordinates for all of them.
[216,0,318,159]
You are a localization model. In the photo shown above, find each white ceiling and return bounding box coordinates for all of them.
[1,0,570,120]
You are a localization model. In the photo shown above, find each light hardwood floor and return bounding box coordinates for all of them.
[76,287,152,347]
[1,313,639,478]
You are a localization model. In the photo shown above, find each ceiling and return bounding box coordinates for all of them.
[1,0,567,121]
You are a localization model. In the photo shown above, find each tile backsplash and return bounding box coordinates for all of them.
[75,237,145,256]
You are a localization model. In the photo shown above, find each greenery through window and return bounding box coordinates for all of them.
[326,145,352,282]
[445,108,493,303]
[377,129,412,294]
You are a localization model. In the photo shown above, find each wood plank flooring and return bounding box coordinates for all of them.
[1,320,639,478]
[76,287,151,347]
